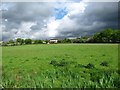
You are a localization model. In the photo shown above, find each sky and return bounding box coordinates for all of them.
[1,0,118,41]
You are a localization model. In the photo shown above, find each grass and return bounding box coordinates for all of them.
[2,44,119,88]
[0,46,2,88]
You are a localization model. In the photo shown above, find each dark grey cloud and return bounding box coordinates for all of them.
[1,1,118,41]
[3,2,54,21]
[2,2,56,41]
[56,2,118,38]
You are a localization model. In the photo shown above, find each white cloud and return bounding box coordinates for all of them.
[12,22,36,39]
[66,1,88,16]
[46,17,59,37]
[43,0,88,36]
[1,0,118,41]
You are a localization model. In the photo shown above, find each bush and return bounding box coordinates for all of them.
[59,60,68,66]
[100,61,109,67]
[50,59,76,67]
[85,63,95,69]
[75,64,85,68]
[50,60,57,66]
[50,60,68,67]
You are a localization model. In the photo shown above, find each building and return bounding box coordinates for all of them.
[0,41,3,46]
[48,39,58,44]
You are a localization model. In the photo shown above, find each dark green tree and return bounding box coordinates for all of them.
[16,38,24,45]
[62,38,72,43]
[111,30,120,42]
[25,39,32,44]
[34,40,43,44]
[93,28,114,42]
[8,40,15,46]
[9,40,14,44]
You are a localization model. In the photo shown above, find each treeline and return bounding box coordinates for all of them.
[57,28,120,43]
[1,28,120,46]
[91,29,120,43]
[2,39,44,46]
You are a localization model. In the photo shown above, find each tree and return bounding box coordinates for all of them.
[58,40,62,43]
[25,39,32,44]
[73,38,81,43]
[16,38,24,45]
[111,30,120,42]
[9,40,14,44]
[81,36,89,39]
[62,38,72,43]
[93,28,114,43]
[8,40,15,46]
[45,40,49,43]
[21,39,25,44]
[34,40,43,44]
[2,42,7,46]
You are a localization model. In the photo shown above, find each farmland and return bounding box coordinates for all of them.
[2,44,119,88]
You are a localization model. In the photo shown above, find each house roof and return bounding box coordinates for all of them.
[50,39,58,40]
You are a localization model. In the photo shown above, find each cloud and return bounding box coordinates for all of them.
[54,2,118,38]
[2,2,56,41]
[1,1,118,41]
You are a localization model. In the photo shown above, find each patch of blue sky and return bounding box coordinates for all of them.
[69,0,81,2]
[54,8,68,20]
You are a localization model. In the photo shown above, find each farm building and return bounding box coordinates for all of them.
[48,39,58,44]
[0,41,3,46]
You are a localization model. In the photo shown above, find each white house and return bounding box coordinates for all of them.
[0,41,3,46]
[48,39,58,44]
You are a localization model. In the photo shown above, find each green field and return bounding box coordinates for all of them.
[2,44,119,88]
